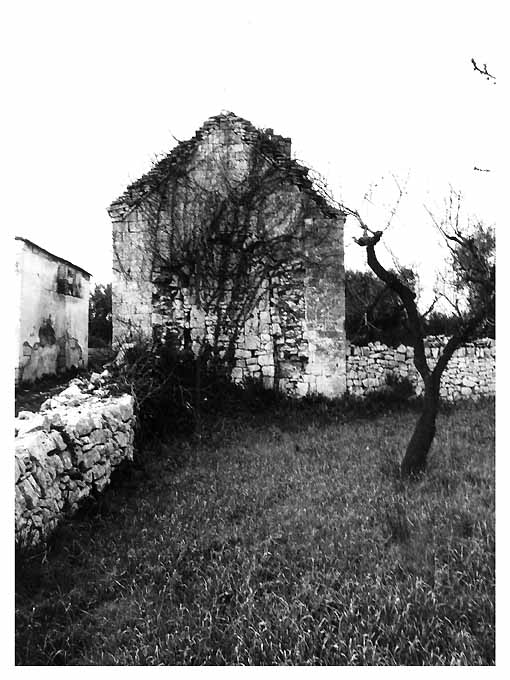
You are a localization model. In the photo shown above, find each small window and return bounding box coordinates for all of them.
[57,264,82,297]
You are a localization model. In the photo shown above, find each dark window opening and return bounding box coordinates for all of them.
[57,264,82,297]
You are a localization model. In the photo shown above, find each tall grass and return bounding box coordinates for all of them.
[15,399,494,665]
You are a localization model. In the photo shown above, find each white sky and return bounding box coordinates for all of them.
[3,0,502,305]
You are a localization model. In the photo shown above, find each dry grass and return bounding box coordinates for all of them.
[15,398,494,665]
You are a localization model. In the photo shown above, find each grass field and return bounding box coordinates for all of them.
[15,398,495,665]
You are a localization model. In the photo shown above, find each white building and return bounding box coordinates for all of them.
[15,237,91,384]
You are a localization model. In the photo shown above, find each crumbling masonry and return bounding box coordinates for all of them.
[109,113,346,397]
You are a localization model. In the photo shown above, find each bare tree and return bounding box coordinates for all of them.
[344,188,494,476]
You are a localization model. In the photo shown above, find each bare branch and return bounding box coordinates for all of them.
[471,58,496,83]
[383,171,409,231]
[420,296,439,321]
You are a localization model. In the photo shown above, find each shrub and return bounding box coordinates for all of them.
[110,341,199,446]
[384,373,415,401]
[88,284,112,346]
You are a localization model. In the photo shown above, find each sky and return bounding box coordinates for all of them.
[3,0,502,306]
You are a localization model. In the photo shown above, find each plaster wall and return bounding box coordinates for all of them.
[16,240,90,384]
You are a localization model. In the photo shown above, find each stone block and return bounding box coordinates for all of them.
[46,410,64,427]
[18,477,41,510]
[115,431,129,448]
[279,362,299,379]
[89,428,107,445]
[102,407,121,431]
[58,450,73,470]
[16,413,51,437]
[50,431,66,451]
[78,448,102,470]
[235,349,251,359]
[16,431,56,463]
[15,486,26,515]
[244,335,260,350]
[47,454,64,476]
[94,475,110,493]
[74,415,95,437]
[89,410,105,430]
[15,457,24,483]
[295,382,309,398]
[58,384,84,400]
[82,470,95,484]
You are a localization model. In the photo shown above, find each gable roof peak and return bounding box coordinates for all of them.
[108,113,344,221]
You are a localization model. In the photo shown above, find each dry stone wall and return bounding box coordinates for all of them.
[347,337,495,401]
[15,373,135,545]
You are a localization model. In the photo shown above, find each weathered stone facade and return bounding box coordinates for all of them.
[347,336,495,401]
[15,237,91,384]
[15,375,135,545]
[109,113,346,397]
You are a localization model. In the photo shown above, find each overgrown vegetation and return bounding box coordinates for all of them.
[88,283,112,348]
[16,398,494,665]
[108,341,420,461]
[345,269,490,346]
[346,189,495,475]
[345,269,417,346]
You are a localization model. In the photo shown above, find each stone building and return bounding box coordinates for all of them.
[109,112,346,397]
[15,237,91,384]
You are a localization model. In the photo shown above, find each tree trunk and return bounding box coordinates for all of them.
[400,380,440,476]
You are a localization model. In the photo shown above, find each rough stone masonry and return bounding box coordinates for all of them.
[109,112,346,398]
[15,374,135,546]
[347,336,495,401]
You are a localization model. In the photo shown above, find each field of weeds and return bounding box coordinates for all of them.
[15,398,495,665]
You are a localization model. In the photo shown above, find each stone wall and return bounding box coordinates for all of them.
[347,337,495,401]
[15,374,135,545]
[109,113,346,398]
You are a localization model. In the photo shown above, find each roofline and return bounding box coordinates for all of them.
[108,112,345,221]
[15,237,92,278]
